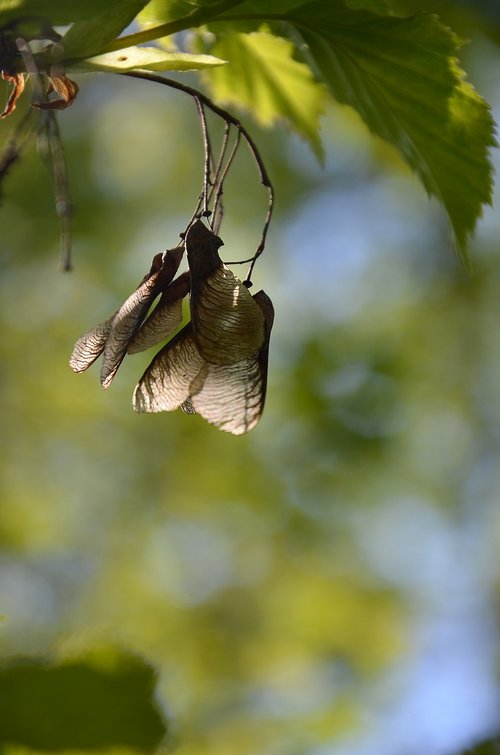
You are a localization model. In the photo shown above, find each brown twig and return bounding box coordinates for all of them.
[123,71,274,282]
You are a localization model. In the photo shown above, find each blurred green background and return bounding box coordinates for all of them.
[1,6,500,754]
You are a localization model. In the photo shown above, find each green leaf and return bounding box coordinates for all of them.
[60,0,151,60]
[0,650,167,751]
[137,0,247,25]
[76,45,225,72]
[287,2,496,265]
[200,31,326,158]
[344,0,390,11]
[0,0,140,26]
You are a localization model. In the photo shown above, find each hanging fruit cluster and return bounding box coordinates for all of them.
[0,30,275,433]
[70,220,274,435]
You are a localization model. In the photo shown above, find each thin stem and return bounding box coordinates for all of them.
[193,96,212,217]
[207,121,230,209]
[15,37,44,101]
[17,37,73,269]
[0,108,37,196]
[45,112,73,271]
[123,71,274,278]
[212,127,241,235]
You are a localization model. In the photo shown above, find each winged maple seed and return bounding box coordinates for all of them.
[186,219,265,365]
[127,271,191,354]
[70,220,274,434]
[69,246,187,387]
[133,290,274,435]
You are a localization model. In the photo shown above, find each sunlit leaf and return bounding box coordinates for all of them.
[78,46,226,73]
[186,219,265,365]
[200,31,326,157]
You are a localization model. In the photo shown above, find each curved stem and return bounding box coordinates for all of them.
[213,126,240,235]
[122,70,274,279]
[193,96,212,217]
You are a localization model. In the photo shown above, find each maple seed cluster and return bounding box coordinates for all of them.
[70,220,274,435]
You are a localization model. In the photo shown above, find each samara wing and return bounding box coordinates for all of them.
[127,271,190,355]
[100,248,184,388]
[189,290,274,434]
[69,314,115,373]
[132,324,206,413]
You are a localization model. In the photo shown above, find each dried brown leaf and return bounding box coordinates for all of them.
[32,73,79,111]
[0,72,25,119]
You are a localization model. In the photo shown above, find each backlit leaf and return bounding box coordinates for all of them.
[286,2,496,265]
[77,46,225,72]
[200,31,326,157]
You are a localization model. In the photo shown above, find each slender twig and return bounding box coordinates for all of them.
[0,107,37,198]
[123,71,274,279]
[207,120,230,210]
[15,37,44,100]
[16,36,73,269]
[46,113,73,270]
[212,126,241,236]
[193,96,212,217]
[182,121,232,238]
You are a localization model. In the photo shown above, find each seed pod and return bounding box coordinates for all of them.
[186,219,265,365]
[133,290,274,435]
